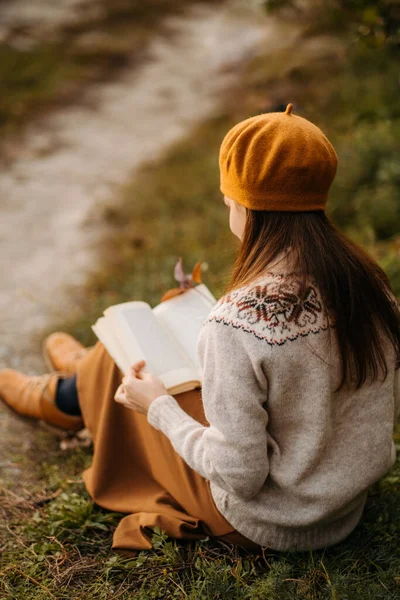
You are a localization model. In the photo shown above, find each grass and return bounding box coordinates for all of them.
[1,3,400,599]
[1,428,400,598]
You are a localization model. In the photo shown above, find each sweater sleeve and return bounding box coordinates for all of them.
[147,321,270,500]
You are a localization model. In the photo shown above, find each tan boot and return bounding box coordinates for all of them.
[0,369,84,434]
[43,332,92,376]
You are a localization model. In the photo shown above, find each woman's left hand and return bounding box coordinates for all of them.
[114,360,169,416]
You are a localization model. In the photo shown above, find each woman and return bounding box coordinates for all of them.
[1,103,399,553]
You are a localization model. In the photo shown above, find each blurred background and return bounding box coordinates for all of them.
[1,2,400,597]
[1,0,399,372]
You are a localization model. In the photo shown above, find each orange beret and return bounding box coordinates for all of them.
[219,103,338,211]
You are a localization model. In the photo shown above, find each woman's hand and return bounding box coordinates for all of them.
[114,360,169,416]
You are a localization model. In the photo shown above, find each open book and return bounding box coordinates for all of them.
[91,283,217,395]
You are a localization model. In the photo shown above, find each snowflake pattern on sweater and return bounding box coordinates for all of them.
[205,273,337,346]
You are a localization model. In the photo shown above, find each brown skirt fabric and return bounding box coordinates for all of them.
[76,341,262,553]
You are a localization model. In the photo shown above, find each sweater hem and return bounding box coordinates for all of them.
[210,485,368,552]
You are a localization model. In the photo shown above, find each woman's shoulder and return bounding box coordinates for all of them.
[203,271,336,348]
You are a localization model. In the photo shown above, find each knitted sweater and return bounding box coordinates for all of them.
[147,269,400,551]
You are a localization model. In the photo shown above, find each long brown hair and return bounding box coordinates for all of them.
[223,209,400,393]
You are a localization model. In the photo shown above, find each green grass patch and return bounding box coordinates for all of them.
[1,436,400,598]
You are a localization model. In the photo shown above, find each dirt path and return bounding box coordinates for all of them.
[0,1,282,372]
[0,1,306,486]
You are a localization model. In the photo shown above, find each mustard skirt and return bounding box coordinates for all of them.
[76,341,261,552]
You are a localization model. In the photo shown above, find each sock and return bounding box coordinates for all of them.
[55,374,81,417]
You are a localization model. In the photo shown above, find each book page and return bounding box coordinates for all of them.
[152,283,217,369]
[103,302,194,377]
[92,317,130,373]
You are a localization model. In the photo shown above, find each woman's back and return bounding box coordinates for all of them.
[194,271,399,551]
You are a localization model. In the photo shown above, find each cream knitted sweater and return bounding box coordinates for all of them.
[147,269,400,551]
